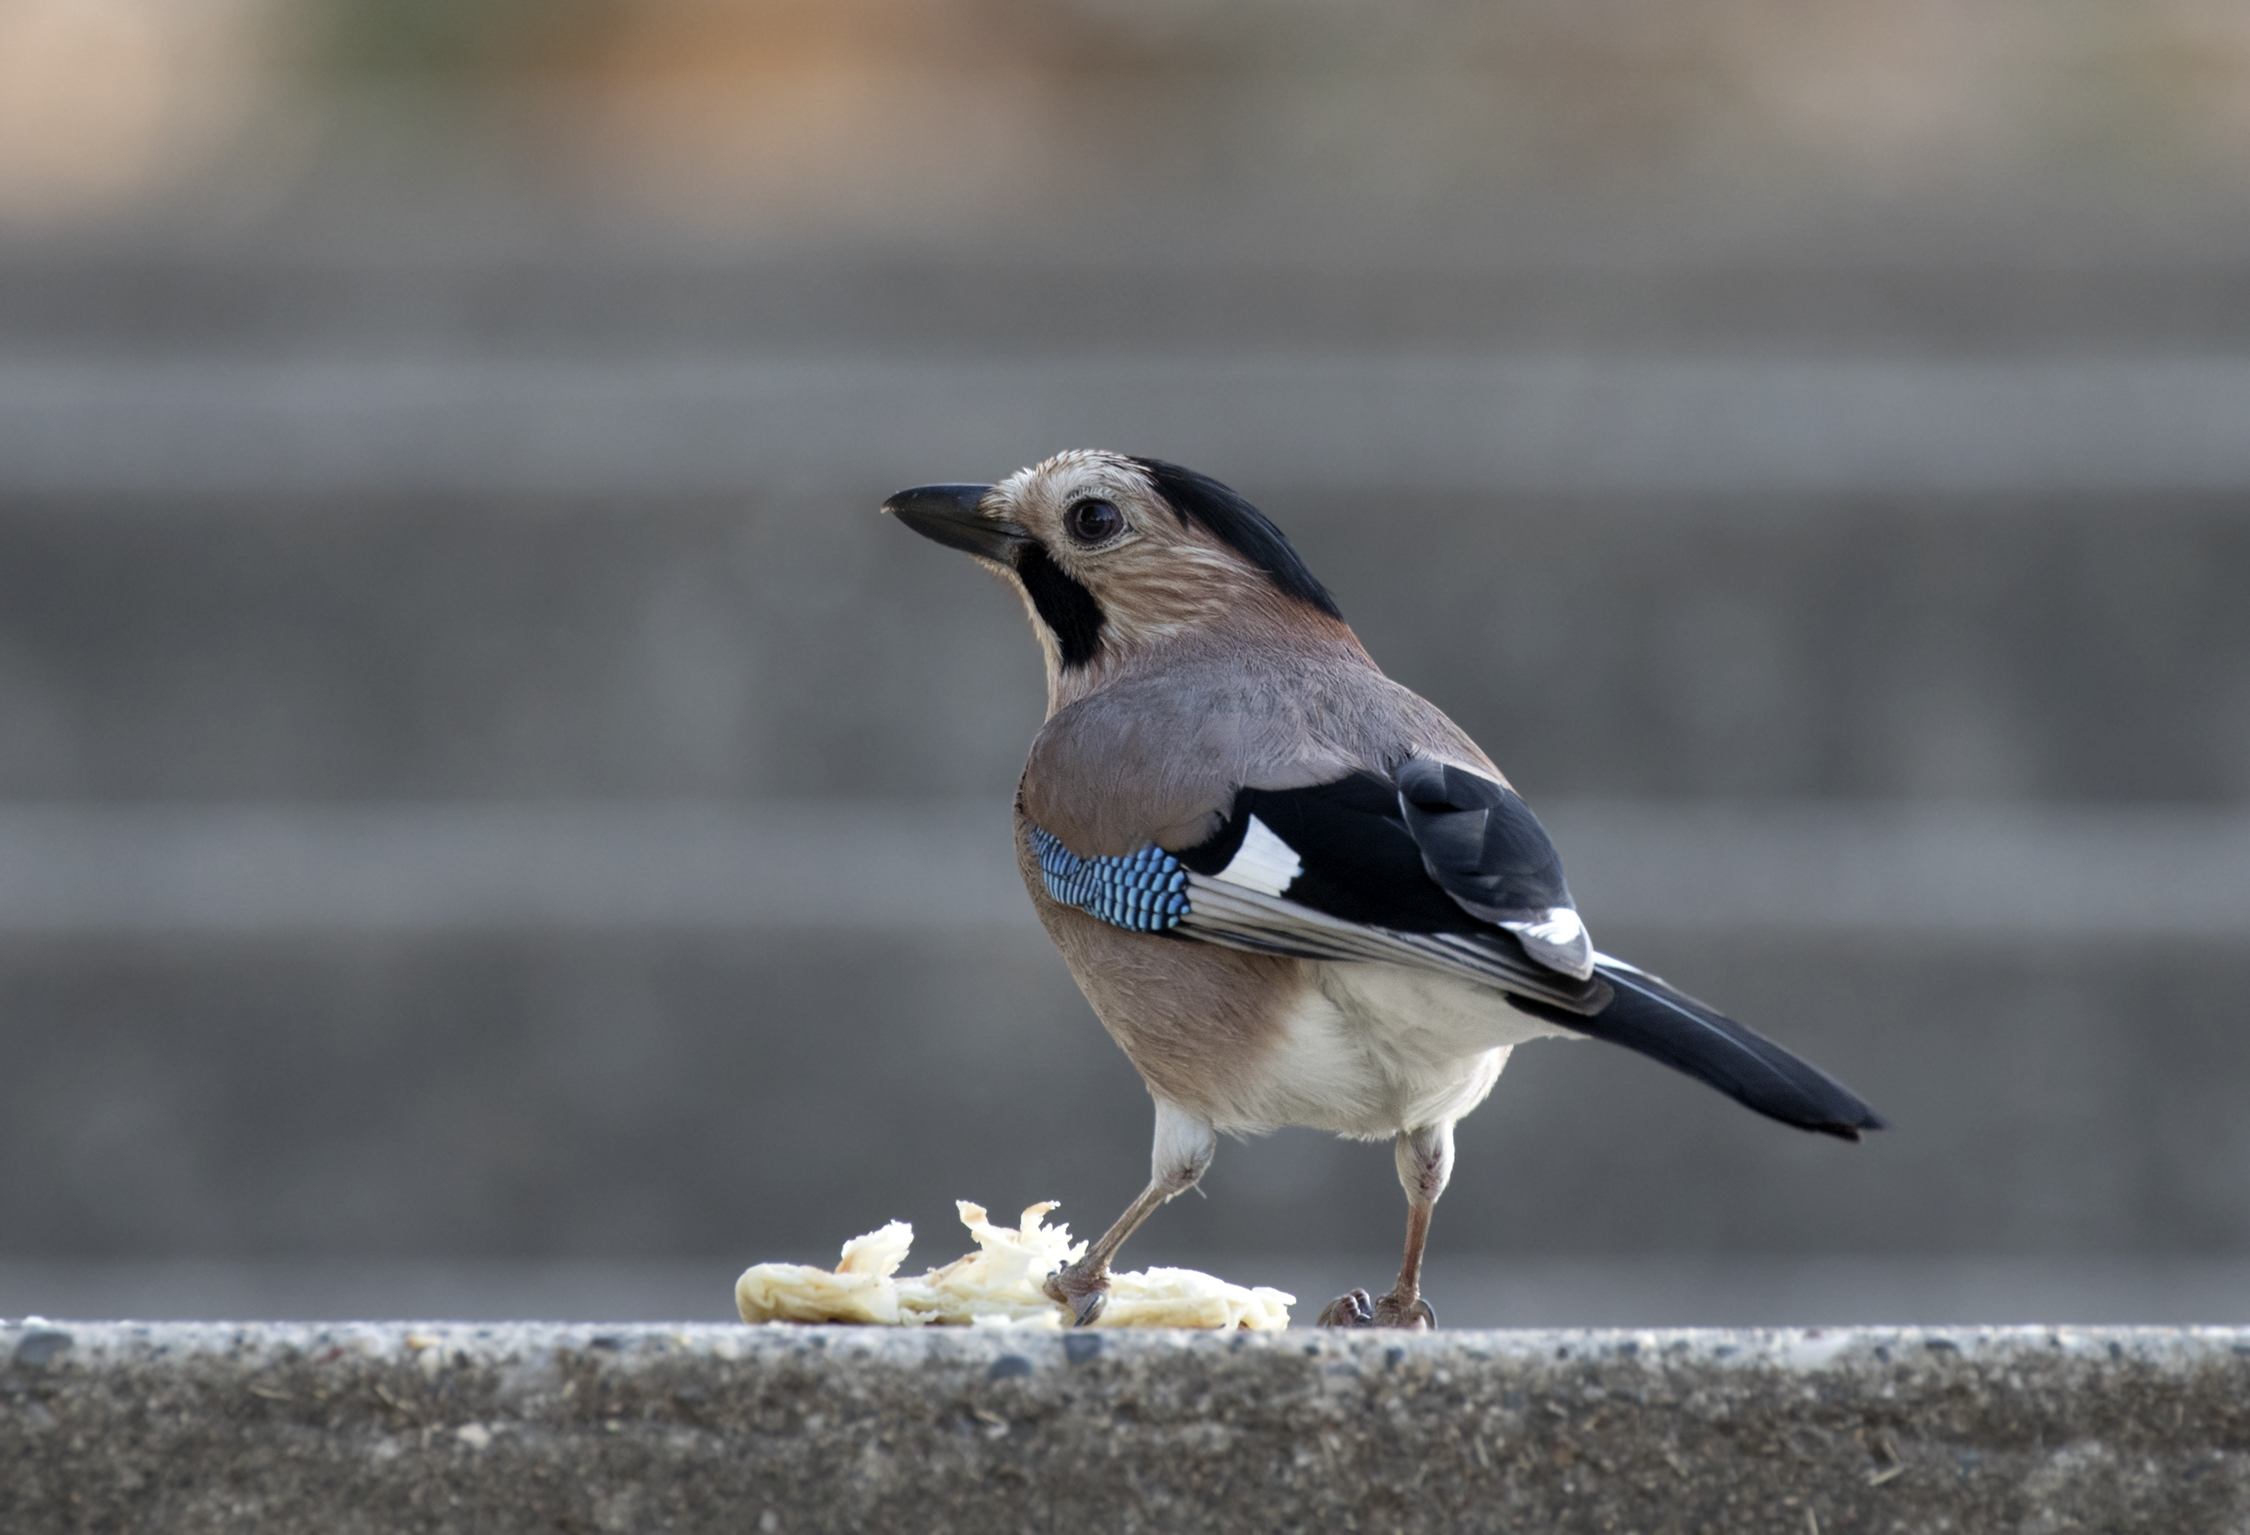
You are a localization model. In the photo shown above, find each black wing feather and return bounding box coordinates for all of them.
[1175,876,1613,1014]
[1394,757,1574,921]
[1169,771,1609,1013]
[1178,773,1479,934]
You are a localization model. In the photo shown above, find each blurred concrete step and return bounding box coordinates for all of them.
[1,925,2243,1259]
[0,490,2242,801]
[0,799,2236,938]
[7,240,2250,354]
[9,354,2250,497]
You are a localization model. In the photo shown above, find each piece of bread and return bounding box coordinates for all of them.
[735,1201,1293,1329]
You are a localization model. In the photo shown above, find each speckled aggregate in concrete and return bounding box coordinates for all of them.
[5,1320,2248,1533]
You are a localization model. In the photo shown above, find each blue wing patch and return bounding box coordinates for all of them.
[1030,825,1192,933]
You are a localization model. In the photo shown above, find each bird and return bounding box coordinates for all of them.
[884,450,1884,1329]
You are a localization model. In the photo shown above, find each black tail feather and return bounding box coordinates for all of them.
[1519,959,1886,1140]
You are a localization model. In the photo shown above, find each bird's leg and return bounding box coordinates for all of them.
[1372,1198,1440,1328]
[1318,1121,1452,1329]
[1044,1100,1216,1326]
[1042,1181,1170,1327]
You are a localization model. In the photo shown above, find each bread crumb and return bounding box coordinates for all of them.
[735,1200,1293,1330]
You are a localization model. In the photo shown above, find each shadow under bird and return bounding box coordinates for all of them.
[885,451,1885,1329]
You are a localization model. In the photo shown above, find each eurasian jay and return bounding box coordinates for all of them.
[886,450,1883,1329]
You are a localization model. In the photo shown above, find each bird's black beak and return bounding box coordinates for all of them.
[882,483,1026,563]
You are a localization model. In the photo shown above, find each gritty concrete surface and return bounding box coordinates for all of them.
[4,1320,2248,1533]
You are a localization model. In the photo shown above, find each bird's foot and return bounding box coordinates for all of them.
[1042,1263,1111,1327]
[1315,1287,1436,1329]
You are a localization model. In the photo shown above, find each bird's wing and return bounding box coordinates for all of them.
[1391,756,1593,977]
[1028,767,1613,1016]
[1175,759,1594,975]
[1029,759,1888,1139]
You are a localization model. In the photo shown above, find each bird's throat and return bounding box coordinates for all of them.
[1014,543,1107,670]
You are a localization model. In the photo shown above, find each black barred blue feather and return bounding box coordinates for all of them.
[1031,826,1192,933]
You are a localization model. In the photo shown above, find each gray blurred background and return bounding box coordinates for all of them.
[2,0,2249,1327]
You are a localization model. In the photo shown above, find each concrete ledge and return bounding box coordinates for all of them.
[6,1321,2248,1533]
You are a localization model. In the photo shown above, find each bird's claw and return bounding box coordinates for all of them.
[1377,1292,1437,1329]
[1316,1288,1375,1327]
[1317,1287,1435,1329]
[1043,1265,1110,1327]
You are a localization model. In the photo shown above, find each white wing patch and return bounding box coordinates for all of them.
[1498,907,1594,980]
[1215,814,1303,897]
[1506,907,1584,948]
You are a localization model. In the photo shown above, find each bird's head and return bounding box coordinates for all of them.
[884,450,1347,707]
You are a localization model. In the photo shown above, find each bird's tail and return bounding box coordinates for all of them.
[1524,956,1887,1140]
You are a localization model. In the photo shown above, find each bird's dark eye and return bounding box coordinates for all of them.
[1065,499,1125,546]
